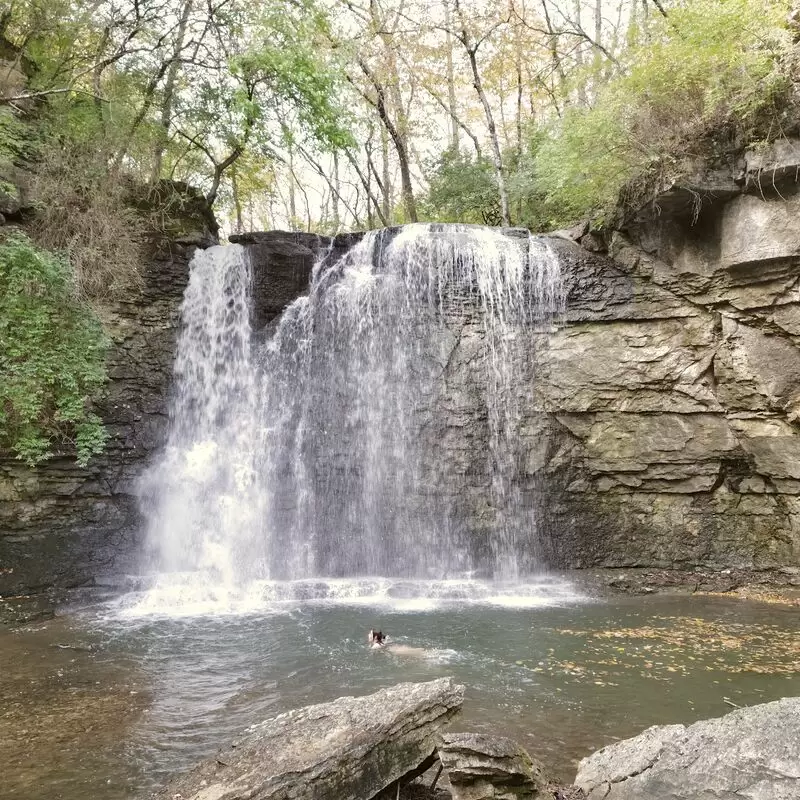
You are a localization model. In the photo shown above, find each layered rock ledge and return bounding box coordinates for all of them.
[575,696,800,799]
[7,138,800,595]
[150,678,464,800]
[539,144,800,574]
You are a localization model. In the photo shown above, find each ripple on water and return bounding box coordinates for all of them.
[4,592,799,800]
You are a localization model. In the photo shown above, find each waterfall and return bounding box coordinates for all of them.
[138,245,266,587]
[134,224,563,610]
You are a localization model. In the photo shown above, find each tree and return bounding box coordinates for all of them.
[449,0,512,225]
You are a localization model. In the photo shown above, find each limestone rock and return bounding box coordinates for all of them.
[537,317,719,414]
[439,733,548,800]
[721,194,800,268]
[150,678,464,800]
[744,138,800,190]
[716,318,800,415]
[575,697,800,800]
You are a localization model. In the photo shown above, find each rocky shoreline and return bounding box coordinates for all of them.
[146,678,800,800]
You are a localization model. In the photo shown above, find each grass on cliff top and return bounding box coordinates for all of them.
[533,0,795,226]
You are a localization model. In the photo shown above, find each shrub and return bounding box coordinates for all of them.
[534,0,793,225]
[27,128,146,302]
[0,233,109,465]
[421,148,501,225]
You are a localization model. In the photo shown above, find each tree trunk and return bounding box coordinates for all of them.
[468,46,510,226]
[444,0,460,151]
[332,150,341,230]
[573,0,588,105]
[231,167,243,233]
[380,122,391,223]
[151,0,193,184]
[452,1,510,227]
[592,0,603,94]
[540,0,567,112]
[288,148,297,229]
[357,58,418,223]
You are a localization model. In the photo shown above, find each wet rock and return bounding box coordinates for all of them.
[150,678,464,800]
[575,696,800,800]
[229,231,331,329]
[438,733,548,800]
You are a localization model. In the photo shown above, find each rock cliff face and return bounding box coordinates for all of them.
[5,141,800,596]
[233,146,800,577]
[541,142,800,573]
[0,192,216,597]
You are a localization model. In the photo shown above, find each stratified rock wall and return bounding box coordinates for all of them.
[6,138,800,595]
[232,185,800,577]
[540,146,800,573]
[0,197,216,596]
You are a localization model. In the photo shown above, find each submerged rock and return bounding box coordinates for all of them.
[150,677,464,800]
[438,733,548,800]
[574,696,800,799]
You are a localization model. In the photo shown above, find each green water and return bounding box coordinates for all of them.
[2,593,798,799]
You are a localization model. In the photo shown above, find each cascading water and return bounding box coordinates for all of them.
[262,225,563,581]
[131,224,565,613]
[135,245,267,606]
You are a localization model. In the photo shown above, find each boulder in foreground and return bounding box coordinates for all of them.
[438,732,549,799]
[150,677,464,800]
[575,696,800,799]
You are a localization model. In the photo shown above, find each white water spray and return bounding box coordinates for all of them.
[137,245,265,591]
[131,225,566,614]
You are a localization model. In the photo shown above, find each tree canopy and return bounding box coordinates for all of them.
[1,0,795,232]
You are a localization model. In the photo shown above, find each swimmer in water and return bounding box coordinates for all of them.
[368,629,427,657]
[368,629,386,648]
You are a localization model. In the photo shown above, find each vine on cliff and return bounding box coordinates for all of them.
[0,233,108,466]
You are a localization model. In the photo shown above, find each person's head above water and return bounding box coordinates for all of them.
[368,629,386,645]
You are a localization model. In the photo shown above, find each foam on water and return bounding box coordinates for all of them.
[116,574,585,620]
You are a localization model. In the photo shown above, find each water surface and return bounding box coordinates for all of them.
[2,586,798,800]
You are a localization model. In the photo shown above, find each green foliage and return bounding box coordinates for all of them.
[1,0,353,229]
[421,142,564,232]
[0,233,109,466]
[421,148,499,224]
[0,108,33,164]
[234,0,353,152]
[533,0,793,225]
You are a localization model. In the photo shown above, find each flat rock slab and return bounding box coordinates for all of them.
[575,696,800,800]
[150,677,464,800]
[439,732,548,800]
